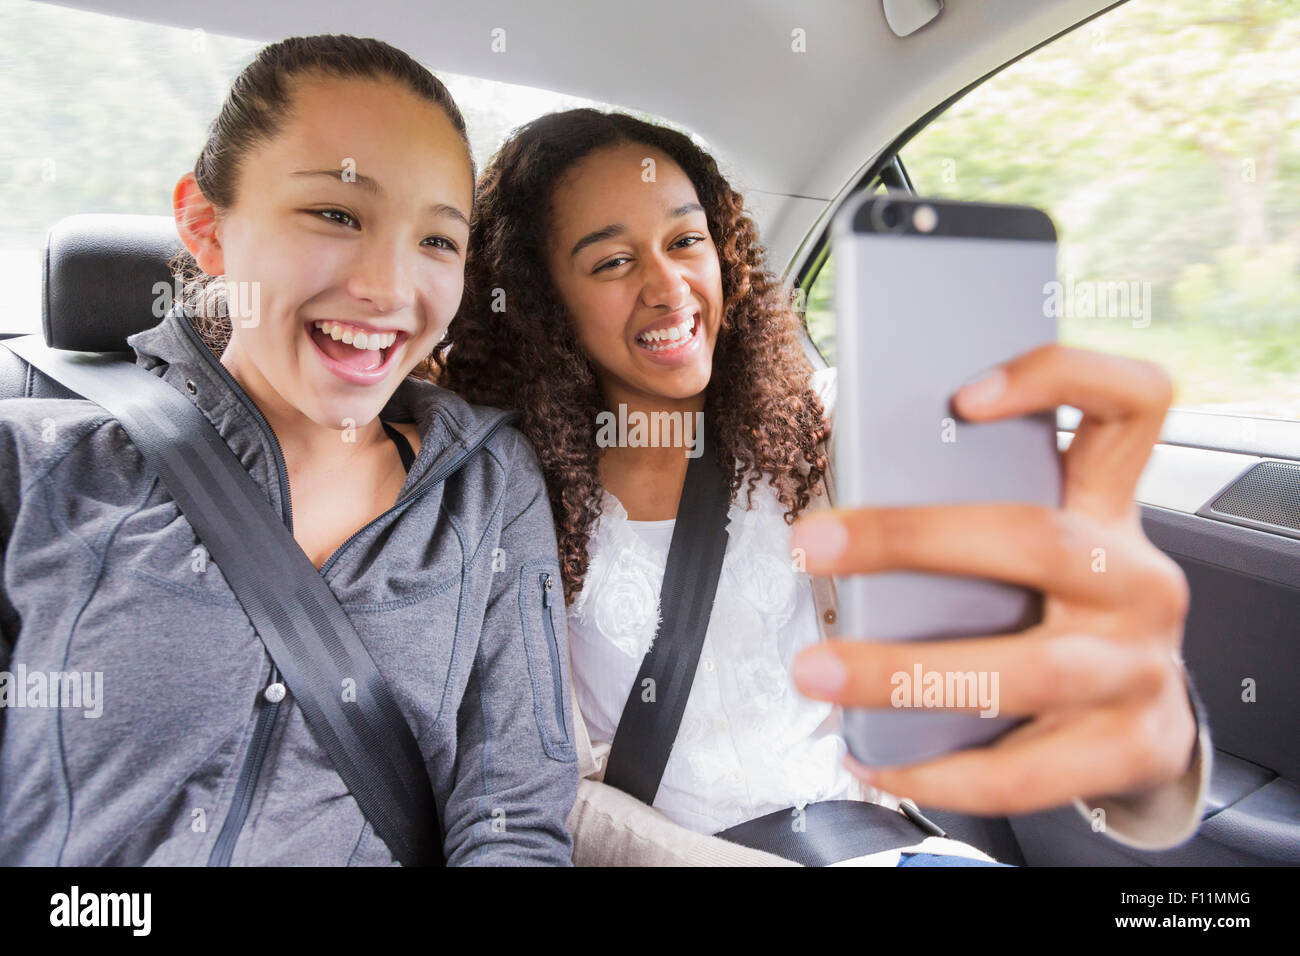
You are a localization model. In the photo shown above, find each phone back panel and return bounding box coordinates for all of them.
[831,196,1061,766]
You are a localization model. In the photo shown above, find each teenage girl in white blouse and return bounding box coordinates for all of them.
[437,109,1207,864]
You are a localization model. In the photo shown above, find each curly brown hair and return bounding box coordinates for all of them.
[434,109,829,605]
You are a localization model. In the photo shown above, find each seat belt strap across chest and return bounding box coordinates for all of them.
[602,418,733,805]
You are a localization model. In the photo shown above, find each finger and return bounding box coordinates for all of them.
[790,501,1147,606]
[792,632,1171,715]
[844,688,1195,816]
[951,344,1172,521]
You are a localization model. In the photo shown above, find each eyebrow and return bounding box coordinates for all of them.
[290,169,469,227]
[569,202,705,258]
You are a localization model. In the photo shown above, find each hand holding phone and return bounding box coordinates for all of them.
[790,338,1196,820]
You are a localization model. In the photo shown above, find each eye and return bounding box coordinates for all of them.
[423,235,460,253]
[672,234,707,250]
[314,208,358,228]
[593,255,630,274]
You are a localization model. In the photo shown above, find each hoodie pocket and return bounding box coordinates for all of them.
[518,560,575,761]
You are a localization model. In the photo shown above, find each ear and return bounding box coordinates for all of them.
[173,173,225,276]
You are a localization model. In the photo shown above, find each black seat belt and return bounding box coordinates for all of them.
[602,418,732,805]
[3,335,442,867]
[599,413,946,863]
[715,799,945,866]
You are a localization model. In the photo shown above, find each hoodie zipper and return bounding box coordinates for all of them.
[175,308,517,862]
[176,314,296,866]
[176,314,294,529]
[207,663,282,866]
[538,572,568,741]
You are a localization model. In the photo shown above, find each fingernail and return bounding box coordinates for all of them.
[791,514,849,564]
[793,646,847,697]
[956,365,1006,410]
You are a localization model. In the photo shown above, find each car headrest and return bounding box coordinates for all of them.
[43,213,186,353]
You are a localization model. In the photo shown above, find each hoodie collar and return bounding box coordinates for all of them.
[126,305,517,522]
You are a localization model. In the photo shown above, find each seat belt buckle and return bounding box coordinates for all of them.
[900,799,948,838]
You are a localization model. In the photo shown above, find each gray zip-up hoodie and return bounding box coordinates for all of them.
[0,307,577,865]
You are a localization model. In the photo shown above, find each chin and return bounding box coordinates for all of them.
[646,373,711,402]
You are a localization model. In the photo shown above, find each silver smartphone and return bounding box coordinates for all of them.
[831,194,1062,767]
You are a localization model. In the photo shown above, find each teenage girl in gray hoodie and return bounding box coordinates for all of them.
[0,35,577,866]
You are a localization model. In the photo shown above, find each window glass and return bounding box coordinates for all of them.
[802,249,836,363]
[805,0,1300,420]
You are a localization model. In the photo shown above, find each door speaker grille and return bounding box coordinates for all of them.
[1199,460,1300,539]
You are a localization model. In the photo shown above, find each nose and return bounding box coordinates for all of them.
[344,232,416,315]
[639,249,692,311]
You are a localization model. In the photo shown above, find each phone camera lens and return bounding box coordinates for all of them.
[871,200,910,234]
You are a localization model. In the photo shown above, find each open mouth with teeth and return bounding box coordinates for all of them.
[306,319,406,380]
[635,313,700,353]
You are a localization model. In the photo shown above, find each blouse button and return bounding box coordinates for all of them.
[702,658,715,672]
[823,609,837,624]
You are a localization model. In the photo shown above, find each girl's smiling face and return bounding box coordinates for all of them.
[175,73,473,432]
[544,142,724,409]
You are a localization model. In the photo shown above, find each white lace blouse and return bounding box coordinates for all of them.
[567,473,862,834]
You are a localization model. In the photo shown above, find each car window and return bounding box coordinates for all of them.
[0,0,644,336]
[803,0,1300,421]
[801,247,836,365]
[801,183,888,366]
